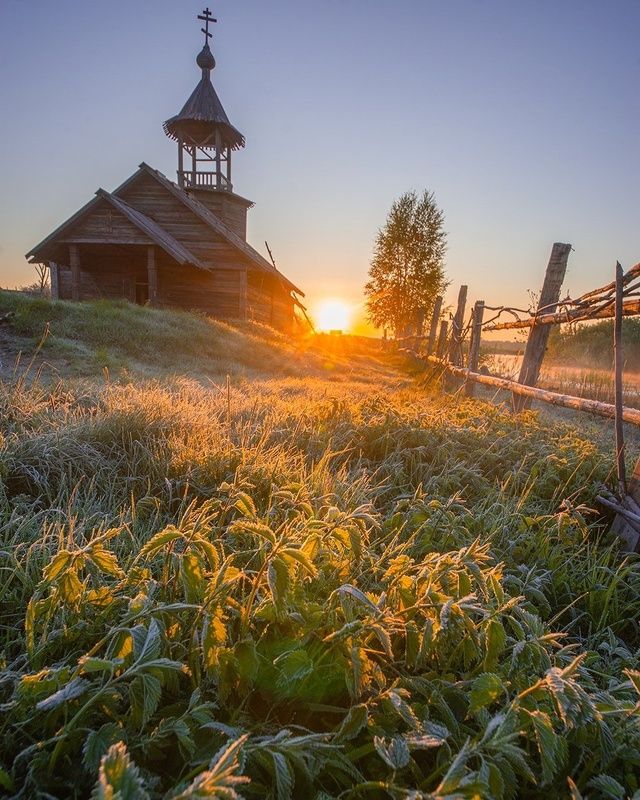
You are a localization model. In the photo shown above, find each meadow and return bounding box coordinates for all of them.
[1,292,640,799]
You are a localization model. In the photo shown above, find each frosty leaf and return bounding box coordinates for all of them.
[469,673,504,713]
[374,736,410,770]
[91,741,149,800]
[83,723,125,774]
[36,677,90,712]
[335,704,368,742]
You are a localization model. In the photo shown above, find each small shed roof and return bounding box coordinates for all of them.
[26,189,205,270]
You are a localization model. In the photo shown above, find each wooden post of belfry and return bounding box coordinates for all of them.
[426,296,443,356]
[514,243,571,411]
[447,285,468,365]
[436,320,448,358]
[614,261,627,495]
[465,300,485,397]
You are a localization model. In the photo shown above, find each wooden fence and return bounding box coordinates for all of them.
[402,244,640,551]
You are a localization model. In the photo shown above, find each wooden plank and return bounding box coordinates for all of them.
[147,246,158,306]
[465,300,484,397]
[514,243,571,411]
[239,269,248,321]
[59,237,150,245]
[49,262,60,300]
[69,244,80,301]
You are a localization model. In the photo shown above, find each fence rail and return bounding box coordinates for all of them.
[405,244,640,551]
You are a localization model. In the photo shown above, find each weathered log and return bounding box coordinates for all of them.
[425,355,640,425]
[448,285,467,365]
[514,243,571,411]
[426,296,442,356]
[435,320,449,359]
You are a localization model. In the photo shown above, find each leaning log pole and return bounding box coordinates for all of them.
[514,243,571,411]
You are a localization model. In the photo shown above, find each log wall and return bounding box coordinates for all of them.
[187,189,248,240]
[247,272,294,331]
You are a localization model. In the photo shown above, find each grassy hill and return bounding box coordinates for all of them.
[1,292,639,798]
[0,290,396,383]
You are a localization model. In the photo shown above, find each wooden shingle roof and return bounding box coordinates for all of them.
[26,189,204,270]
[163,77,245,151]
[98,192,204,268]
[118,164,304,296]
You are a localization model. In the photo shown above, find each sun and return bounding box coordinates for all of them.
[313,299,352,333]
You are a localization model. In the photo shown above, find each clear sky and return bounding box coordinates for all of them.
[0,0,638,330]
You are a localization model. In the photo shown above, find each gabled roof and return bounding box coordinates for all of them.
[26,194,102,263]
[116,163,304,296]
[97,191,205,268]
[26,189,205,270]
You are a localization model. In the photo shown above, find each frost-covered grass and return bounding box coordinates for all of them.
[0,307,639,799]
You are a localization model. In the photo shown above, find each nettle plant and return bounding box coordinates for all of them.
[3,475,639,800]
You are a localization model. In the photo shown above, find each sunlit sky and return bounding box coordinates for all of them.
[0,0,638,333]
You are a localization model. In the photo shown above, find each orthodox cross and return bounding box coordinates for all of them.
[198,8,217,42]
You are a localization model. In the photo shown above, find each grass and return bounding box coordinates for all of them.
[1,294,640,799]
[0,290,392,383]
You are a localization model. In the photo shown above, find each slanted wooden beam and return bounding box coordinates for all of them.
[147,246,158,306]
[514,243,571,411]
[69,244,80,301]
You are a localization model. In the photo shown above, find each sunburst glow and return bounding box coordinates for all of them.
[314,299,352,332]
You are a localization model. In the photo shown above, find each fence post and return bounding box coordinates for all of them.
[514,242,571,411]
[448,285,468,365]
[426,296,443,356]
[614,261,626,496]
[465,300,485,397]
[416,308,425,340]
[435,320,448,359]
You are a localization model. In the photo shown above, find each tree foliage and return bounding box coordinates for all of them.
[365,190,447,337]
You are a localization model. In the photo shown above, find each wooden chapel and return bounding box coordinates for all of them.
[25,8,303,331]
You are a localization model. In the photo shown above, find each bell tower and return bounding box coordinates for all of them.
[163,8,252,238]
